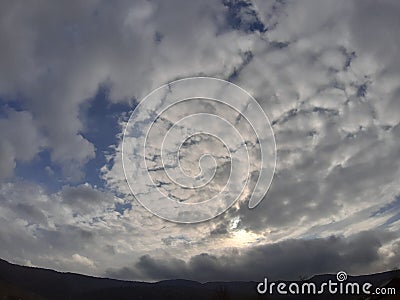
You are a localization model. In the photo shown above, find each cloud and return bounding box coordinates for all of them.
[106,229,400,281]
[0,109,46,179]
[0,0,259,179]
[0,180,116,274]
[349,0,400,126]
[0,0,400,282]
[72,253,95,268]
[61,184,114,215]
[207,0,400,240]
[98,0,400,280]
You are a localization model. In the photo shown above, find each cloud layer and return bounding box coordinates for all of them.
[0,0,399,281]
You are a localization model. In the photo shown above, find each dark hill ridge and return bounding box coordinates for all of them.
[0,258,399,300]
[0,258,135,298]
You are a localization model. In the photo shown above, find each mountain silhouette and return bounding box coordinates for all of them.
[0,258,398,299]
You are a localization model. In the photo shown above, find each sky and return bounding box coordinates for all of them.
[0,0,400,282]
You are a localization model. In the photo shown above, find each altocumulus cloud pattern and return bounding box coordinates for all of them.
[122,78,276,223]
[1,0,400,283]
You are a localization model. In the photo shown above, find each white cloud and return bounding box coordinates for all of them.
[0,0,400,281]
[72,253,95,268]
[0,109,46,179]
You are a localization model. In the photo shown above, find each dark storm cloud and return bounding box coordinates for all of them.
[106,230,398,281]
